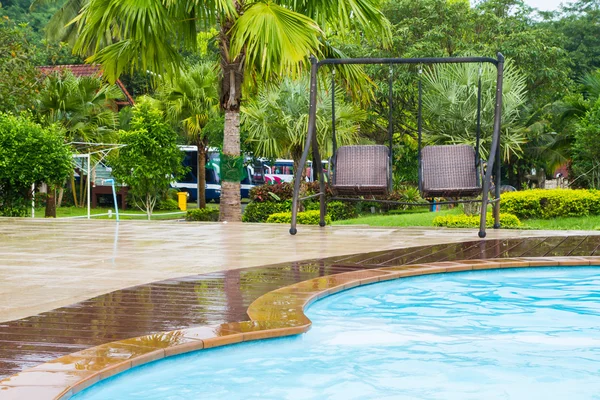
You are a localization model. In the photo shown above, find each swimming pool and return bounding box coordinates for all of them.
[73,267,600,399]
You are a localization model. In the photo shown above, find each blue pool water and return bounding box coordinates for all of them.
[74,267,600,399]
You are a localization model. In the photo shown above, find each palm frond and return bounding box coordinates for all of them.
[422,60,528,162]
[275,0,391,45]
[230,2,323,79]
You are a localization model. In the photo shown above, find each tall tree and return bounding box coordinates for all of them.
[0,113,72,217]
[158,63,221,209]
[66,0,391,221]
[0,19,40,114]
[111,104,187,220]
[35,70,123,208]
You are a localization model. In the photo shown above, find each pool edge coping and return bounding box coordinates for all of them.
[1,256,599,399]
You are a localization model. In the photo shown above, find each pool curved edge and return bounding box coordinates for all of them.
[1,256,599,400]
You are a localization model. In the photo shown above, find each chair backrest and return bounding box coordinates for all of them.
[334,145,389,189]
[421,145,478,192]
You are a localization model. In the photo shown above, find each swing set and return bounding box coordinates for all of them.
[289,53,505,238]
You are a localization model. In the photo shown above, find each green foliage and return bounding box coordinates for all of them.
[433,213,521,228]
[110,104,186,220]
[70,0,390,84]
[155,198,179,211]
[0,19,40,114]
[423,61,528,163]
[242,200,291,223]
[500,189,600,219]
[185,207,219,221]
[547,0,600,78]
[35,71,122,143]
[266,210,332,225]
[0,113,72,215]
[249,183,294,203]
[242,76,365,164]
[325,201,358,221]
[571,98,600,189]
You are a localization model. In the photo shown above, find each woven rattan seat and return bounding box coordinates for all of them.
[332,145,389,195]
[421,145,481,198]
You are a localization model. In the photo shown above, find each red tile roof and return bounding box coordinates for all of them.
[38,64,135,106]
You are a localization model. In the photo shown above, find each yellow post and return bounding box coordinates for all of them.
[177,192,187,211]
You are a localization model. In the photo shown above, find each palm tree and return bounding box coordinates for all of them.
[422,61,528,163]
[62,0,390,221]
[36,71,122,211]
[242,76,365,175]
[158,63,220,209]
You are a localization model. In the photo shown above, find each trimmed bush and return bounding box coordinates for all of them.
[327,201,358,221]
[266,210,332,225]
[303,200,358,221]
[500,189,600,219]
[185,208,219,222]
[249,183,294,202]
[242,200,291,222]
[433,213,522,228]
[156,198,179,211]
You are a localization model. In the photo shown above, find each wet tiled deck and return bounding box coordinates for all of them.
[2,233,600,381]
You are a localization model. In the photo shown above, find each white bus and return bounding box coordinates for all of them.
[172,146,259,202]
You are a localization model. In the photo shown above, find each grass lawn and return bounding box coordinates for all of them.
[334,208,600,231]
[334,208,463,227]
[33,202,219,221]
[521,216,600,231]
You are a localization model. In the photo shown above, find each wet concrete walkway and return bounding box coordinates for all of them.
[1,219,595,323]
[2,218,600,380]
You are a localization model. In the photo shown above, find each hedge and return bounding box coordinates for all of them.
[500,189,600,219]
[433,213,521,228]
[249,183,294,202]
[266,210,332,225]
[242,201,291,222]
[185,208,219,222]
[305,200,358,221]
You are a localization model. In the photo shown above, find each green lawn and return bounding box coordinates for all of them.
[334,208,463,227]
[33,202,219,220]
[521,216,600,231]
[334,208,600,231]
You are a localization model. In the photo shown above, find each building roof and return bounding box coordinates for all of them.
[38,64,135,106]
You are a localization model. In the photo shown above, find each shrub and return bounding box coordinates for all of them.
[500,189,600,219]
[185,208,219,222]
[242,200,291,222]
[266,210,332,225]
[249,183,294,202]
[166,188,179,201]
[433,213,522,228]
[156,198,179,211]
[327,201,358,221]
[0,113,72,217]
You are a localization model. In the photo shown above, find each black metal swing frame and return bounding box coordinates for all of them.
[289,53,505,238]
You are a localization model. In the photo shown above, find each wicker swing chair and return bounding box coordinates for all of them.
[290,54,506,238]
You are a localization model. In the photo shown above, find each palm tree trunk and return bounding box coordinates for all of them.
[197,142,207,209]
[220,110,242,222]
[219,11,244,222]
